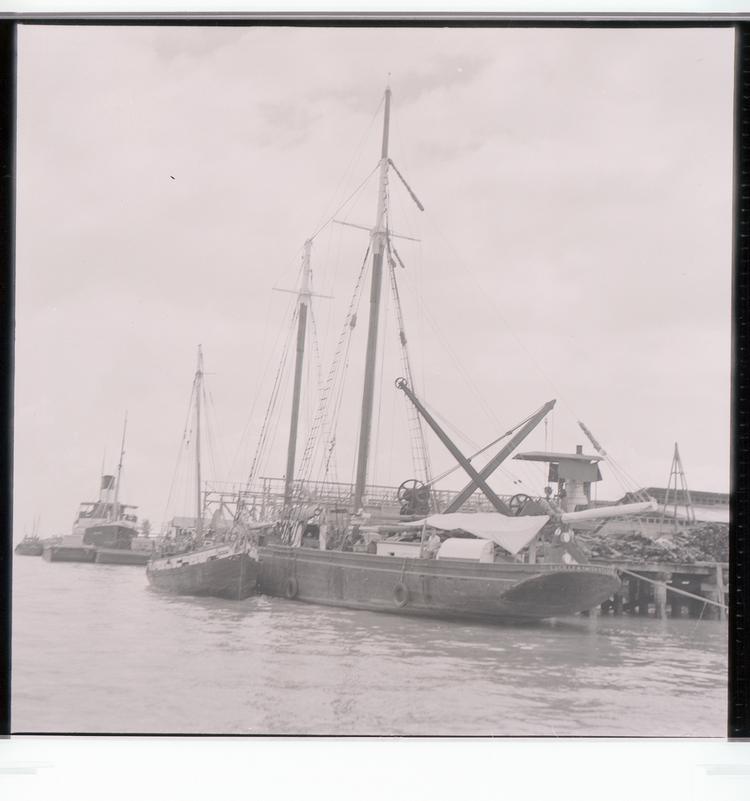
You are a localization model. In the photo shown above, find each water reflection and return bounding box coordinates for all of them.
[12,557,726,736]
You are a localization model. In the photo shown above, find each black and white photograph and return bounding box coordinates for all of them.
[10,22,733,736]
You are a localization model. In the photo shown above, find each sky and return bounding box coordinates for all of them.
[13,24,735,538]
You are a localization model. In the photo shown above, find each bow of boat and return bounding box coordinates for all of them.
[498,563,621,619]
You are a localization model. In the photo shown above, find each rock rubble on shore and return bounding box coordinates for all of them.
[576,522,729,564]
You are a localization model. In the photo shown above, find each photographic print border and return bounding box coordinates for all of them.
[0,11,746,740]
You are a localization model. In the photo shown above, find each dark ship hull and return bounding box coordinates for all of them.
[83,522,138,549]
[257,545,620,622]
[146,545,258,600]
[95,548,151,565]
[42,544,97,563]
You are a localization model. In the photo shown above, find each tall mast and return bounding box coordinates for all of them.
[354,84,391,511]
[284,239,313,507]
[194,346,203,538]
[112,413,128,522]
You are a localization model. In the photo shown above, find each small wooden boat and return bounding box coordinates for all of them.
[147,543,258,600]
[146,348,260,600]
[15,536,43,556]
[15,517,44,556]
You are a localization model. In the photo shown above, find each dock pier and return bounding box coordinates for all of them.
[586,561,728,620]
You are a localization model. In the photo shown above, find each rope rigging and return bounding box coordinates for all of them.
[161,353,230,533]
[292,243,373,502]
[423,402,549,489]
[385,231,433,487]
[231,88,654,526]
[161,367,200,532]
[226,162,380,525]
[578,420,651,501]
[307,303,326,421]
[244,304,300,493]
[412,210,656,498]
[308,96,385,241]
[308,163,381,244]
[201,380,226,489]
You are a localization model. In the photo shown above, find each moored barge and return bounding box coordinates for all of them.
[42,536,96,563]
[258,544,620,622]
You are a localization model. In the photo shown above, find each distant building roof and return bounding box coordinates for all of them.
[642,487,728,506]
[618,488,729,524]
[515,451,602,463]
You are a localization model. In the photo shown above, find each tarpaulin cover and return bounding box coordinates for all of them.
[402,513,549,555]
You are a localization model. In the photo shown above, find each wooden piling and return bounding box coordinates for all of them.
[715,563,726,622]
[654,572,670,619]
[637,576,650,617]
[670,576,692,618]
[688,580,705,619]
[628,575,638,614]
[613,592,623,616]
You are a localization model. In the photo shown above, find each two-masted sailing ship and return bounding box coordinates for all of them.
[146,348,259,599]
[150,86,655,620]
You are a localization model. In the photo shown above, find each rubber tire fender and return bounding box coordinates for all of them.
[285,576,299,600]
[393,582,409,608]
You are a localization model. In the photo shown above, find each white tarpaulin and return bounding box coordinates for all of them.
[402,513,549,555]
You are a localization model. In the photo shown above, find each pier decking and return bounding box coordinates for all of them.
[587,560,728,620]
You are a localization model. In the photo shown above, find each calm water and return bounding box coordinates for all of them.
[12,556,727,736]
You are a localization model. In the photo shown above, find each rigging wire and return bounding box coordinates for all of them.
[227,270,302,480]
[388,107,535,436]
[295,243,372,491]
[160,368,199,531]
[385,233,433,485]
[396,261,505,432]
[308,96,385,241]
[308,304,326,411]
[206,384,228,479]
[308,162,381,244]
[232,91,651,513]
[244,304,300,492]
[232,151,381,516]
[419,213,602,434]
[418,399,551,496]
[323,300,361,483]
[202,377,228,492]
[384,130,650,497]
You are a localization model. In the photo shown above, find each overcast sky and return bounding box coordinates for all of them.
[14,25,734,537]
